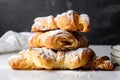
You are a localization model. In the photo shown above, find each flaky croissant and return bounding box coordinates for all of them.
[82,56,114,70]
[31,10,90,32]
[28,30,88,50]
[8,47,95,70]
[31,15,58,31]
[8,47,114,70]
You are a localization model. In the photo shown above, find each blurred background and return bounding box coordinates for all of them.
[0,0,120,45]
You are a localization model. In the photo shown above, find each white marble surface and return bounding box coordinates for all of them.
[0,45,120,80]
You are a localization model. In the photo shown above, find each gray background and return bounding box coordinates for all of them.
[0,0,120,44]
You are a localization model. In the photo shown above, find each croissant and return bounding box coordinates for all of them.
[31,10,90,32]
[8,47,95,70]
[82,56,114,70]
[31,15,58,31]
[28,30,88,50]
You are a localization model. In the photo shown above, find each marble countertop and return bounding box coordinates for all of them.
[0,45,120,80]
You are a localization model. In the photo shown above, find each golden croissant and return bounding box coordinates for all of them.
[8,47,94,70]
[82,56,114,70]
[28,30,88,50]
[8,47,114,70]
[31,10,90,32]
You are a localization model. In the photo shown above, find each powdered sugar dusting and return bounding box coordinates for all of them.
[8,55,21,61]
[33,15,55,30]
[104,60,113,67]
[43,30,71,37]
[56,10,74,19]
[47,15,54,22]
[34,15,54,22]
[97,60,113,68]
[33,47,55,59]
[80,14,90,25]
[65,48,85,62]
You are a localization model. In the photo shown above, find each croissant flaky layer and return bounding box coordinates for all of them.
[28,30,88,50]
[31,10,90,32]
[8,48,95,70]
[82,56,114,70]
[8,47,114,70]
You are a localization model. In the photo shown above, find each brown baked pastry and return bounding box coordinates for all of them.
[81,56,114,70]
[31,15,58,31]
[55,10,90,32]
[28,30,88,50]
[8,47,95,70]
[31,10,90,32]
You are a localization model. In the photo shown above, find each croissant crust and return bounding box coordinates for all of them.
[8,48,114,70]
[31,10,90,32]
[28,30,88,50]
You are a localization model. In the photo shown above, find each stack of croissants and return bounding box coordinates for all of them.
[8,10,115,70]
